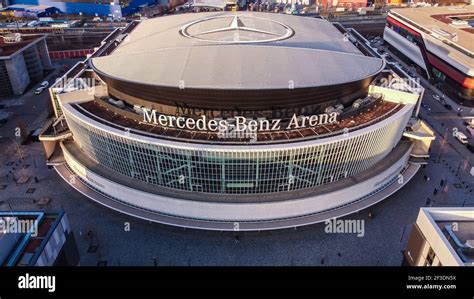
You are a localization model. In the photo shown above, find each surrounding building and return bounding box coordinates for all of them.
[0,211,80,266]
[385,1,472,5]
[40,13,435,231]
[0,4,60,18]
[403,208,474,266]
[8,0,158,17]
[0,33,52,97]
[384,5,474,106]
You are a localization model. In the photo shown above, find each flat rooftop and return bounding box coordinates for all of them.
[419,208,474,266]
[0,211,63,266]
[390,6,473,69]
[5,4,54,11]
[0,34,45,57]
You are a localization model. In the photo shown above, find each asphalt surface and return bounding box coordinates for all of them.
[0,59,82,138]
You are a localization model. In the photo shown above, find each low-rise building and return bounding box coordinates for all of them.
[0,4,60,18]
[0,211,80,266]
[0,33,52,97]
[403,208,474,266]
[384,6,474,106]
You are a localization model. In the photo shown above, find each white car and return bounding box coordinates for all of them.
[34,87,44,95]
[40,81,49,88]
[455,131,468,144]
[432,94,440,101]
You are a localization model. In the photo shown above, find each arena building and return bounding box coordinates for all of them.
[384,6,474,106]
[40,13,435,231]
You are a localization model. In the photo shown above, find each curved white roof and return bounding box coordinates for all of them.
[92,12,384,90]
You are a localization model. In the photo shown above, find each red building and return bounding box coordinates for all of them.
[384,6,474,106]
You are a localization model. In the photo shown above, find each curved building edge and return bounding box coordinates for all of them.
[55,140,420,231]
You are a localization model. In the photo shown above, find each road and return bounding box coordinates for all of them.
[0,59,82,140]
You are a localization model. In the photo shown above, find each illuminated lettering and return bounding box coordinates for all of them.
[141,107,339,137]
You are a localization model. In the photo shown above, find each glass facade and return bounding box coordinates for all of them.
[64,104,412,195]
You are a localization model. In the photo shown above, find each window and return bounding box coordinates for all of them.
[424,247,436,266]
[432,67,446,82]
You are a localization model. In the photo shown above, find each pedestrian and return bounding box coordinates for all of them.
[442,185,448,193]
[34,177,38,183]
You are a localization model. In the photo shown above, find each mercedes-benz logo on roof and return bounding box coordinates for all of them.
[179,15,294,44]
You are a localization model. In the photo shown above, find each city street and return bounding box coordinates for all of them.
[0,59,81,139]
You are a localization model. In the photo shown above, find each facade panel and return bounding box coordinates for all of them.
[63,103,413,196]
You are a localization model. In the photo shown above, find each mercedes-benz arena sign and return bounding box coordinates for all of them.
[50,12,422,231]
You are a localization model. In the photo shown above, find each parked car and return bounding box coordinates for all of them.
[40,81,49,88]
[455,131,468,144]
[34,87,44,95]
[444,104,453,110]
[432,94,440,101]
